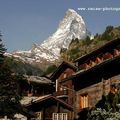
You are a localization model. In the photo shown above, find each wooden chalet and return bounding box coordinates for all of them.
[22,95,73,120]
[20,62,76,120]
[50,61,77,107]
[19,75,54,97]
[57,38,120,119]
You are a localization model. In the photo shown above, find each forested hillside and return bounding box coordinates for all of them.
[60,26,120,62]
[4,56,43,76]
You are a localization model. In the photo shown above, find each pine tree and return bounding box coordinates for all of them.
[0,33,22,118]
[0,33,6,65]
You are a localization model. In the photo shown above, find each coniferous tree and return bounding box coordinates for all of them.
[0,33,22,118]
[0,33,6,65]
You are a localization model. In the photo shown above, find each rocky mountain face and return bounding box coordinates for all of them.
[10,9,87,68]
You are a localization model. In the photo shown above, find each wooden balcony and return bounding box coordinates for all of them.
[53,90,68,98]
[78,52,120,73]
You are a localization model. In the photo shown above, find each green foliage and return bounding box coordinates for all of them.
[0,57,24,117]
[0,98,22,118]
[5,57,43,76]
[88,108,120,120]
[0,34,24,118]
[82,36,92,45]
[105,26,114,34]
[44,64,57,75]
[69,38,79,47]
[0,33,6,65]
[60,36,93,61]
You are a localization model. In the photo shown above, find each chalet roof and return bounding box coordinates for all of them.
[50,61,77,81]
[74,38,120,64]
[24,75,53,84]
[20,94,51,105]
[14,114,27,119]
[23,95,73,110]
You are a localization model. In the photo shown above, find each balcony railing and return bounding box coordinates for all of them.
[53,90,68,98]
[78,52,120,73]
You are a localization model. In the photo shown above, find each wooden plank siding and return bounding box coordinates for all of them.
[76,74,120,113]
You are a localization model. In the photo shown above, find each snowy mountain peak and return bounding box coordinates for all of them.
[41,9,87,55]
[65,9,79,17]
[11,9,87,65]
[59,9,85,28]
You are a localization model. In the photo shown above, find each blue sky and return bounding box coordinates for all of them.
[0,0,120,52]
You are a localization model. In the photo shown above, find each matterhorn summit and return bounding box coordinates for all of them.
[12,9,87,65]
[41,9,87,56]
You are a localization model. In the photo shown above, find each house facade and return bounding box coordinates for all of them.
[24,95,73,120]
[52,38,120,119]
[72,38,120,118]
[50,61,77,107]
[20,72,74,119]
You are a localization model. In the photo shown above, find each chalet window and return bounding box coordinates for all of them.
[63,87,68,95]
[89,60,96,67]
[52,113,67,120]
[103,52,113,60]
[113,49,120,56]
[27,84,33,96]
[84,63,90,69]
[60,85,68,95]
[95,57,102,64]
[53,113,58,120]
[60,87,63,91]
[62,113,68,120]
[63,73,67,78]
[36,112,42,120]
[75,62,78,67]
[80,94,88,109]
